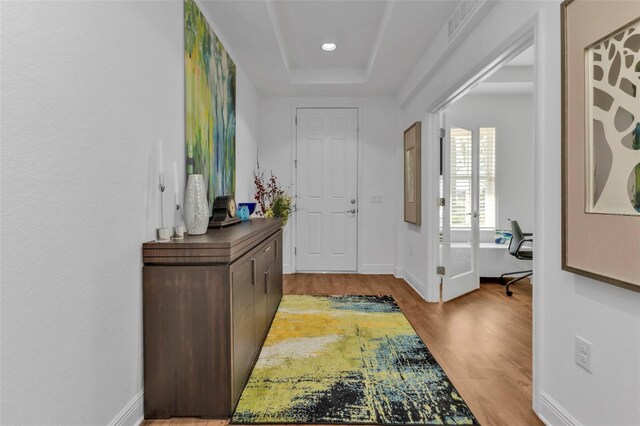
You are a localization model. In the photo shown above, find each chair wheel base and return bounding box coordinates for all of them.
[506,290,513,297]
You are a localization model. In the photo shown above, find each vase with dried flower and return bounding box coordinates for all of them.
[253,161,293,226]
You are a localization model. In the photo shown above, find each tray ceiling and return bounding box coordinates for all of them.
[199,0,459,96]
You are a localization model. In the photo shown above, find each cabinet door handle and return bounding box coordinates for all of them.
[264,270,269,294]
[264,245,271,253]
[251,258,256,286]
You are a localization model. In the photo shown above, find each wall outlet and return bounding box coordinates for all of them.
[575,336,592,373]
[409,245,414,256]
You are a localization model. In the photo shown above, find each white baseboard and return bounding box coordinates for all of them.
[537,392,579,426]
[285,264,395,275]
[394,267,404,279]
[401,269,426,299]
[359,264,395,274]
[392,267,428,299]
[109,390,144,426]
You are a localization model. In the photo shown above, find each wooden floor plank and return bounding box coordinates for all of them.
[145,274,541,426]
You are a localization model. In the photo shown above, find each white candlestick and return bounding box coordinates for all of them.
[173,161,180,203]
[158,139,164,174]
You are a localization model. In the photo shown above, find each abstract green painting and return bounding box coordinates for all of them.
[185,0,236,212]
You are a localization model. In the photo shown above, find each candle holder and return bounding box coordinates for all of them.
[173,197,185,239]
[172,161,185,239]
[156,173,171,242]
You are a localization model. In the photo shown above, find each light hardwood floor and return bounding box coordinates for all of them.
[143,274,542,426]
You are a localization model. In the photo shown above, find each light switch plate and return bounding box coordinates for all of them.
[370,195,383,204]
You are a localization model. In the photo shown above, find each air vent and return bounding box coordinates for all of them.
[447,0,483,43]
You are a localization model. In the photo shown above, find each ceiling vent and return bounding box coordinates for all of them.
[447,0,483,43]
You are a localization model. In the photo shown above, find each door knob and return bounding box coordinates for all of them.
[347,209,357,214]
[351,199,356,204]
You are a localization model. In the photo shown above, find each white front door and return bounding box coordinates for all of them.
[441,113,480,301]
[295,108,358,272]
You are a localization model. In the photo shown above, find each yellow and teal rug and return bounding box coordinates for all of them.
[231,295,478,425]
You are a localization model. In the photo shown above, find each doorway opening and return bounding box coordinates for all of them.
[434,41,536,302]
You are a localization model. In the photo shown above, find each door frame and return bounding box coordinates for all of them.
[426,30,535,302]
[290,104,361,273]
[421,16,542,413]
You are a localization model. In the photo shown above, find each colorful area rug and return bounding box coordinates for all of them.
[231,295,478,425]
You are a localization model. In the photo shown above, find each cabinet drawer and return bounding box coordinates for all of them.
[255,238,276,272]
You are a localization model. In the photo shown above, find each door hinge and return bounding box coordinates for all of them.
[294,159,297,168]
[440,128,445,138]
[438,197,446,207]
[436,266,445,276]
[295,116,298,125]
[294,247,297,255]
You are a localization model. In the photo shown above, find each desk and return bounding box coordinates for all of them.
[446,242,532,278]
[451,242,511,249]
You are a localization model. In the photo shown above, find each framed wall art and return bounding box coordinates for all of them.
[562,0,640,291]
[404,122,421,225]
[185,0,236,213]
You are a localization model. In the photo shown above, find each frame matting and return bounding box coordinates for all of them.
[562,0,640,291]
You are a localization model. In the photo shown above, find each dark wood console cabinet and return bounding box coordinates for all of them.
[142,218,283,419]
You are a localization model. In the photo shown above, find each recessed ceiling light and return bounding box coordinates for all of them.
[321,42,337,52]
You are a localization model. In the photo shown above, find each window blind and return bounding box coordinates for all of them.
[449,127,496,229]
[479,127,496,229]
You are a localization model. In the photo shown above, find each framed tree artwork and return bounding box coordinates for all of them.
[404,122,421,225]
[185,0,236,213]
[562,0,640,291]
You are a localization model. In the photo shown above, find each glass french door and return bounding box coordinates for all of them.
[441,113,480,301]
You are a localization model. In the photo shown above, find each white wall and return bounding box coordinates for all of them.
[0,1,260,424]
[198,0,260,203]
[446,94,535,236]
[236,68,260,202]
[399,1,640,424]
[258,97,397,274]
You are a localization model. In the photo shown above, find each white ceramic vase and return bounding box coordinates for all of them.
[184,174,209,235]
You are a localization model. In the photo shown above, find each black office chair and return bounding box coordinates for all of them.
[500,220,533,296]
